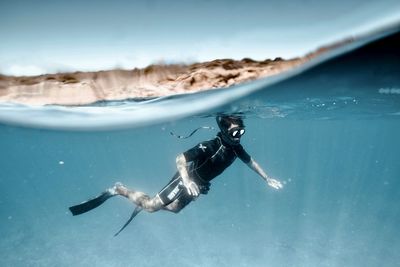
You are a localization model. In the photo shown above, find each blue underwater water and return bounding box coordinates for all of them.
[0,27,400,267]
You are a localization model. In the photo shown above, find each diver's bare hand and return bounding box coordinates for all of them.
[184,181,200,197]
[267,177,283,190]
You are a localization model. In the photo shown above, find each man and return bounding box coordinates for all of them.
[69,115,283,235]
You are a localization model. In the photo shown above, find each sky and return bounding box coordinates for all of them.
[0,0,399,76]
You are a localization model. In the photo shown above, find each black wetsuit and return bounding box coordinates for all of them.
[157,133,251,209]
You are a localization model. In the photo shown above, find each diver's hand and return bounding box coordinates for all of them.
[267,177,283,190]
[183,180,200,197]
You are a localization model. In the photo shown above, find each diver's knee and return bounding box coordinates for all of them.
[143,197,163,213]
[146,207,160,213]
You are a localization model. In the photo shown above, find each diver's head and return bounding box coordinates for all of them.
[216,115,245,145]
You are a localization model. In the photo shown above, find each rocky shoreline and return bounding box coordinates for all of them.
[0,39,352,106]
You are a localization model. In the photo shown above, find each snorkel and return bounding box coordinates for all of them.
[216,115,245,146]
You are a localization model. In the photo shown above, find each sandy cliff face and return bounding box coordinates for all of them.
[0,40,350,106]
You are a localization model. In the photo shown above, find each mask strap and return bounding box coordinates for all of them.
[170,126,215,139]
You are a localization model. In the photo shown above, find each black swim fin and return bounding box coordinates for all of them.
[69,190,115,216]
[114,206,143,237]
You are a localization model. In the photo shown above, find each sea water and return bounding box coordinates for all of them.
[0,29,399,267]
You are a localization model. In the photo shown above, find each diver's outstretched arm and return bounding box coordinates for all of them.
[246,158,283,189]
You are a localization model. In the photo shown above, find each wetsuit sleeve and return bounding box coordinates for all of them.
[234,144,251,164]
[183,141,213,162]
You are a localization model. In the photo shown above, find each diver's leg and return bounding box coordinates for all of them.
[115,183,163,212]
[163,199,184,213]
[163,194,193,213]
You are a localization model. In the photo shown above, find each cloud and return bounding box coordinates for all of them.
[1,64,48,76]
